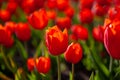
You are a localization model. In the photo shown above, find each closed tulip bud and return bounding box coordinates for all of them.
[64,43,82,64]
[45,25,68,56]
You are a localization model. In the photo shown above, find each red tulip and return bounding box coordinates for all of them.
[69,34,78,42]
[56,16,71,30]
[5,21,16,34]
[79,9,93,24]
[36,57,51,74]
[0,25,14,47]
[34,0,45,9]
[92,3,106,16]
[28,9,48,30]
[64,43,82,64]
[107,6,120,20]
[56,0,69,11]
[96,0,112,5]
[47,10,56,20]
[79,0,94,9]
[6,1,18,13]
[45,25,68,56]
[104,19,120,59]
[0,9,11,22]
[92,26,104,42]
[46,0,56,9]
[64,6,74,18]
[15,23,31,41]
[21,0,35,14]
[71,25,88,40]
[27,58,35,71]
[113,0,120,6]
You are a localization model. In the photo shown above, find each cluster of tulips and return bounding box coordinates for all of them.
[1,0,120,80]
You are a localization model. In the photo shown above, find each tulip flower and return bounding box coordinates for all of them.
[92,26,104,42]
[104,19,120,59]
[64,42,82,80]
[64,43,82,64]
[46,0,56,9]
[64,6,74,18]
[92,3,107,16]
[28,9,48,30]
[15,23,31,41]
[45,25,68,56]
[0,25,14,47]
[56,0,69,11]
[0,9,11,22]
[27,58,35,71]
[71,25,88,40]
[79,0,94,9]
[21,0,35,14]
[79,9,93,24]
[5,21,16,34]
[47,10,56,20]
[56,16,71,30]
[6,1,17,13]
[36,57,51,74]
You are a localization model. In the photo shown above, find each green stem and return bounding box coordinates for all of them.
[57,56,61,80]
[109,57,113,72]
[0,45,14,73]
[80,41,110,78]
[72,63,74,80]
[0,72,12,80]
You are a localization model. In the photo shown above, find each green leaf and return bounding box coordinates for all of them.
[28,72,37,80]
[15,40,28,60]
[89,72,94,80]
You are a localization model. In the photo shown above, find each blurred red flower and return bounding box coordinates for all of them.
[79,9,93,24]
[15,23,31,41]
[71,25,88,40]
[28,9,48,30]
